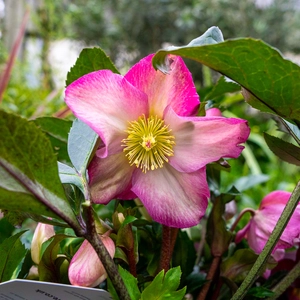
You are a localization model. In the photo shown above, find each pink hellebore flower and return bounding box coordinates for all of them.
[31,223,55,264]
[236,191,300,260]
[65,54,250,228]
[68,235,115,287]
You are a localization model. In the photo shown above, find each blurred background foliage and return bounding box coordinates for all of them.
[0,0,299,215]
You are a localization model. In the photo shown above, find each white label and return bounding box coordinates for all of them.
[0,279,112,300]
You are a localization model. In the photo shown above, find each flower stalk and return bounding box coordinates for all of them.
[231,180,300,300]
[83,204,130,300]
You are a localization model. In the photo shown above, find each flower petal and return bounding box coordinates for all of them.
[88,151,136,204]
[68,235,115,287]
[125,54,199,118]
[65,70,148,157]
[164,107,250,172]
[131,165,209,228]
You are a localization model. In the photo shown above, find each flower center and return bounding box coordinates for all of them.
[122,115,175,173]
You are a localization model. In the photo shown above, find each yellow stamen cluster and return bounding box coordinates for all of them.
[122,115,175,173]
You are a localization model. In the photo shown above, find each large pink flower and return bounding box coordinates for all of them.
[65,54,250,228]
[235,191,300,260]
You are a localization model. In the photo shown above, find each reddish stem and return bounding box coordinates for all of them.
[197,256,222,300]
[230,208,256,232]
[158,226,179,273]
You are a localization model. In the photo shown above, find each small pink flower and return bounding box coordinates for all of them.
[236,191,300,260]
[68,235,115,287]
[31,223,55,264]
[65,54,250,228]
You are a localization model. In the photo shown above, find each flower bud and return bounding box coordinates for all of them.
[205,108,222,117]
[68,235,115,287]
[235,191,300,259]
[31,223,55,264]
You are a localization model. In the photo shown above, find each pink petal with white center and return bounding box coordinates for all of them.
[124,54,199,118]
[131,165,209,228]
[88,151,136,204]
[69,235,115,287]
[164,107,250,172]
[65,70,148,158]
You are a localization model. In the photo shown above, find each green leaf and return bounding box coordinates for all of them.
[153,37,300,122]
[66,47,119,86]
[247,286,274,298]
[38,234,70,283]
[264,133,300,166]
[204,76,240,102]
[33,117,72,163]
[172,230,196,283]
[0,231,28,282]
[207,196,232,256]
[141,266,186,300]
[221,249,276,283]
[68,119,99,179]
[232,174,269,192]
[0,111,79,229]
[58,162,85,195]
[0,217,15,244]
[119,265,141,300]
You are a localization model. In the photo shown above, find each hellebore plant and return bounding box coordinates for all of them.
[65,54,250,228]
[235,191,300,260]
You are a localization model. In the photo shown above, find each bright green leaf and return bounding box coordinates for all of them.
[33,117,72,163]
[153,36,300,123]
[68,119,99,179]
[119,265,141,300]
[264,133,300,166]
[0,231,28,282]
[0,111,79,230]
[247,286,274,298]
[66,47,119,86]
[141,266,186,300]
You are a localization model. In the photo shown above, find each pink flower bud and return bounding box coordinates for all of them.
[31,223,55,264]
[205,108,222,117]
[68,235,115,287]
[235,191,300,259]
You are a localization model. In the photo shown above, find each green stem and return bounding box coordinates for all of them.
[231,180,300,300]
[84,204,130,300]
[267,260,300,300]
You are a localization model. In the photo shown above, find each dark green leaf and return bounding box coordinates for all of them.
[68,119,99,179]
[0,231,28,282]
[204,76,240,102]
[0,111,79,229]
[172,230,196,283]
[0,217,15,244]
[141,266,186,300]
[153,38,300,122]
[221,249,276,283]
[264,133,300,166]
[66,47,119,86]
[207,197,232,256]
[38,234,71,283]
[33,117,72,163]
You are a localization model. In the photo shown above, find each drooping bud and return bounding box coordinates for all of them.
[235,191,300,260]
[68,235,115,287]
[31,223,55,264]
